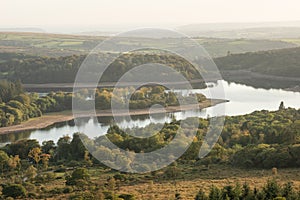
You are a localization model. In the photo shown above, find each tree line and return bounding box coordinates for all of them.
[215,47,300,78]
[0,80,81,127]
[194,180,299,200]
[0,80,206,127]
[90,106,300,169]
[0,52,203,84]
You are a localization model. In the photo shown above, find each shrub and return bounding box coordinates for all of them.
[263,179,281,199]
[28,192,38,198]
[49,187,64,195]
[69,191,95,200]
[113,173,127,182]
[35,172,56,183]
[22,182,36,192]
[2,184,27,198]
[119,193,136,200]
[195,189,208,200]
[63,186,74,194]
[66,168,90,186]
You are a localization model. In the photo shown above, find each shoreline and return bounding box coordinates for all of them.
[221,70,300,92]
[0,99,228,135]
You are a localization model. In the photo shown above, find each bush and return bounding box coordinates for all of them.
[119,193,136,200]
[263,179,281,199]
[28,192,38,198]
[49,187,64,195]
[54,166,67,172]
[63,186,74,194]
[22,182,36,192]
[2,184,27,198]
[66,168,90,186]
[113,173,127,182]
[35,172,56,183]
[69,191,95,200]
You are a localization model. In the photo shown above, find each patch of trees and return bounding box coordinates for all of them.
[0,54,85,83]
[0,81,88,127]
[0,80,206,127]
[0,133,98,199]
[215,47,300,78]
[231,143,300,168]
[0,80,23,103]
[0,80,42,127]
[0,52,204,84]
[91,107,300,169]
[96,86,206,110]
[194,180,300,200]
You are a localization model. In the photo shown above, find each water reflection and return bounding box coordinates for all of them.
[1,80,299,145]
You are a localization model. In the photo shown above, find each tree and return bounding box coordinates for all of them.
[107,177,117,200]
[7,139,40,159]
[42,140,55,154]
[70,133,86,160]
[28,147,42,167]
[7,155,21,172]
[55,135,71,160]
[84,150,93,167]
[263,179,281,199]
[209,186,222,200]
[279,101,285,110]
[282,182,298,200]
[0,150,9,175]
[151,86,165,94]
[241,182,253,200]
[41,153,51,170]
[13,93,30,105]
[0,80,24,103]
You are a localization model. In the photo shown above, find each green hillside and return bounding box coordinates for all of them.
[215,47,300,78]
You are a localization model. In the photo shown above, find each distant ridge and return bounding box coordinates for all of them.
[177,21,300,31]
[0,27,45,33]
[177,21,300,38]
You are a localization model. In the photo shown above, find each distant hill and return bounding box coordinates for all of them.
[215,47,300,90]
[197,38,297,57]
[178,22,300,39]
[0,32,297,58]
[0,28,45,33]
[215,47,300,77]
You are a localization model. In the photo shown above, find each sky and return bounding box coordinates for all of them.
[2,0,300,32]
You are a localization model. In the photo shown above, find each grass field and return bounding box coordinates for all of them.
[0,32,298,57]
[3,164,297,200]
[281,38,300,46]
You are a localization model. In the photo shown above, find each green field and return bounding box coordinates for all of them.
[0,32,298,57]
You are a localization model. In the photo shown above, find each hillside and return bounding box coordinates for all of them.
[0,52,204,86]
[215,47,300,90]
[215,47,300,77]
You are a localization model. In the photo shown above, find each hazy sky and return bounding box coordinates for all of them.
[2,0,300,31]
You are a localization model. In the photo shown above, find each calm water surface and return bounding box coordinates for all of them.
[1,80,299,145]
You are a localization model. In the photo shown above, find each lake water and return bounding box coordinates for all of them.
[0,80,299,145]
